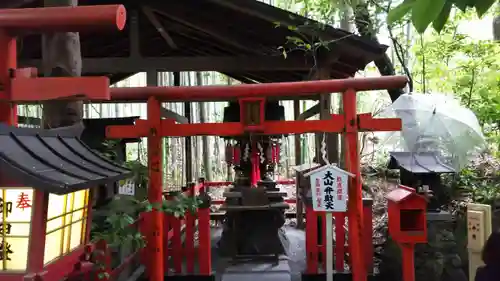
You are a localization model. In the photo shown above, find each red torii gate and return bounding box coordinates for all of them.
[0,4,126,281]
[0,5,126,125]
[106,75,407,281]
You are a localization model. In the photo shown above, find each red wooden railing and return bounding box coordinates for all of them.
[161,182,211,276]
[70,179,373,280]
[200,180,374,274]
[305,199,374,274]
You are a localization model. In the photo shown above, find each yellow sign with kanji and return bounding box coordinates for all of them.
[0,188,90,271]
[0,188,33,271]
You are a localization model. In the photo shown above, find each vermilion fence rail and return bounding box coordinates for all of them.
[305,200,374,274]
[74,179,373,280]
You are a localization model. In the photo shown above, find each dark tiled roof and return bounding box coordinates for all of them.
[0,124,132,195]
[13,0,388,84]
[388,151,456,174]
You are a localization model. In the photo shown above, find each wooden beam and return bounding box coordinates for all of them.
[142,7,178,49]
[160,107,189,124]
[297,102,320,120]
[21,55,315,73]
[149,5,265,54]
[129,10,141,57]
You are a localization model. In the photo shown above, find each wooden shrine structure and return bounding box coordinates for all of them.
[0,2,415,281]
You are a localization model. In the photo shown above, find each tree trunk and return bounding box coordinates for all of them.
[494,14,500,41]
[196,72,211,181]
[354,1,404,102]
[338,3,354,169]
[41,0,83,129]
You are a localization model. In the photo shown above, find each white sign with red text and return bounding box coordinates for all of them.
[305,165,352,212]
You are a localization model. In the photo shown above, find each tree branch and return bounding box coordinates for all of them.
[353,1,406,102]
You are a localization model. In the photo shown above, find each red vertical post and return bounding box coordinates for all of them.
[147,97,164,281]
[93,240,112,281]
[185,185,196,274]
[402,244,415,281]
[334,213,345,272]
[342,88,366,281]
[172,217,182,273]
[0,30,17,125]
[305,206,318,274]
[27,190,49,273]
[363,199,374,273]
[250,144,259,186]
[163,212,170,272]
[197,207,211,275]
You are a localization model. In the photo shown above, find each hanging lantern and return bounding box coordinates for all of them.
[239,98,265,132]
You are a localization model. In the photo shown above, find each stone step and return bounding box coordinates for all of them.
[221,256,291,281]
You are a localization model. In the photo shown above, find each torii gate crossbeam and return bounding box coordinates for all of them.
[106,75,407,281]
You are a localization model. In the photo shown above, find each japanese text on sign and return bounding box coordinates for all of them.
[1,188,33,271]
[308,166,349,212]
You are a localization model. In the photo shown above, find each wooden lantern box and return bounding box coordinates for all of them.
[386,185,428,244]
[0,125,131,281]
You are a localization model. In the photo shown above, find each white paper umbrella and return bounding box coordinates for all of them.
[378,93,486,170]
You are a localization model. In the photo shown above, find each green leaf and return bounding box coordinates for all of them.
[411,0,447,33]
[432,1,453,33]
[475,0,496,17]
[387,0,416,25]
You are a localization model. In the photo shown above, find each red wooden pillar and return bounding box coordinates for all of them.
[196,178,212,275]
[363,199,374,273]
[147,97,164,281]
[0,30,17,125]
[197,206,211,275]
[305,206,318,274]
[342,88,366,281]
[171,217,182,273]
[185,185,196,274]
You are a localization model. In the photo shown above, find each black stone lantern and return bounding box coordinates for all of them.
[388,151,455,212]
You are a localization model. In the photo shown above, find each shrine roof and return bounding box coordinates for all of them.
[386,185,421,203]
[388,152,456,174]
[12,0,388,84]
[0,124,132,195]
[385,188,413,203]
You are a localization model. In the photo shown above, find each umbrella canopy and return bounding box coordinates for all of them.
[378,93,486,171]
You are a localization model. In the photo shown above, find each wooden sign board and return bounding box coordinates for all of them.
[304,164,353,212]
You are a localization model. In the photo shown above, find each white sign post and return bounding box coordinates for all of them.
[304,164,353,281]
